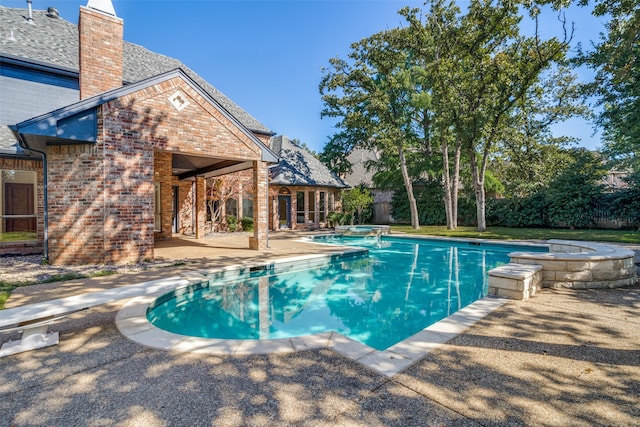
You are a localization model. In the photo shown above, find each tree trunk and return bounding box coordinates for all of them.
[441,141,461,230]
[398,144,420,229]
[451,143,461,229]
[470,151,487,232]
[442,143,454,229]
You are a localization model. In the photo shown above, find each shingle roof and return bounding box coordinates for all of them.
[0,6,272,134]
[270,135,349,188]
[344,148,379,187]
[0,125,27,157]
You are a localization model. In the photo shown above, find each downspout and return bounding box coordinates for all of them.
[15,133,48,262]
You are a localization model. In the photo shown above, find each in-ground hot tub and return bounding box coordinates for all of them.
[334,225,390,236]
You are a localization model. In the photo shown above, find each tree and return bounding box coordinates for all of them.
[612,173,640,229]
[342,186,374,225]
[579,0,640,172]
[546,148,607,229]
[320,29,429,230]
[403,0,573,232]
[291,138,319,158]
[206,171,253,230]
[491,67,588,196]
[319,130,361,177]
[321,0,581,232]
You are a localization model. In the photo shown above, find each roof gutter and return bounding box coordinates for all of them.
[12,128,48,263]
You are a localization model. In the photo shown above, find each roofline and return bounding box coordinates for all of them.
[270,180,350,189]
[0,150,41,161]
[13,68,278,162]
[0,54,78,78]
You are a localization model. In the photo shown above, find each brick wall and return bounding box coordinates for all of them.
[79,6,123,99]
[47,144,107,263]
[195,177,205,238]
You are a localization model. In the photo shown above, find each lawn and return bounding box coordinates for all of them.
[390,225,640,244]
[0,271,116,310]
[0,231,37,242]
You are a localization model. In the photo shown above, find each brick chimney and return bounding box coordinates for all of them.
[78,0,123,99]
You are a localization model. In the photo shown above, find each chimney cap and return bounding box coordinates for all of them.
[86,0,117,17]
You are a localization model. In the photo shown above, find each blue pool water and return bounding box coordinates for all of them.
[147,236,547,350]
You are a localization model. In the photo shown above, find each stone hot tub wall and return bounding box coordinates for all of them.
[508,240,637,289]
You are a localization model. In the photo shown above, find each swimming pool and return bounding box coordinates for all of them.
[147,236,547,351]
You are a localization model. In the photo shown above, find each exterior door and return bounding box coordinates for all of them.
[278,195,291,229]
[4,183,36,232]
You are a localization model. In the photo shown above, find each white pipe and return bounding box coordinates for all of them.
[26,0,33,23]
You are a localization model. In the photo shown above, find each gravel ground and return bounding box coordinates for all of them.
[0,254,192,285]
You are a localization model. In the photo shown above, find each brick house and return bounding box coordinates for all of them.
[268,135,348,230]
[0,1,278,264]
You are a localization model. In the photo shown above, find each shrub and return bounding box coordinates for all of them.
[226,215,237,232]
[327,211,351,227]
[487,193,549,228]
[241,216,254,231]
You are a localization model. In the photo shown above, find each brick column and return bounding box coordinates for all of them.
[195,176,206,239]
[154,151,173,239]
[250,160,268,250]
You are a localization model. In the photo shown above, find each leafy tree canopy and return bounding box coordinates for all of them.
[578,0,640,171]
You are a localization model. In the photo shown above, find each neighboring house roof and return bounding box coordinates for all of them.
[345,148,379,187]
[270,135,349,188]
[0,6,273,155]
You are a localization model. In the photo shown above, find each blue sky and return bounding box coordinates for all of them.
[5,0,608,153]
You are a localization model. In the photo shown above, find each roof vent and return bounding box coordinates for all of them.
[46,7,60,18]
[25,0,34,24]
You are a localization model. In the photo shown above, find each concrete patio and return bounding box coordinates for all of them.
[1,233,639,426]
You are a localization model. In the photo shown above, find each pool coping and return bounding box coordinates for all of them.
[116,244,510,377]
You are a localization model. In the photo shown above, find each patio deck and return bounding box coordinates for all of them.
[1,233,638,426]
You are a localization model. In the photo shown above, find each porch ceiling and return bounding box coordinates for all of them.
[173,153,253,181]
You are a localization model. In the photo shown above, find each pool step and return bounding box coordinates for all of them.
[487,263,543,300]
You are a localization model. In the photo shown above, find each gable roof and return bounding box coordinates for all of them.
[0,6,272,135]
[269,135,348,189]
[12,68,278,164]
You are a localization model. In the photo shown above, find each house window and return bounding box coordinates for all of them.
[307,191,316,224]
[296,191,305,224]
[242,194,253,218]
[226,198,238,218]
[154,182,161,232]
[319,191,326,222]
[1,170,37,241]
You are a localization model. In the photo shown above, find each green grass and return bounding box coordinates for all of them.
[0,279,36,309]
[0,231,37,242]
[0,270,116,310]
[390,225,640,244]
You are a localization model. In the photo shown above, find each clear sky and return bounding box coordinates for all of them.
[4,0,609,153]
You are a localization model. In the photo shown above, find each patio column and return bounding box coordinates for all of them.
[250,160,268,250]
[194,176,206,239]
